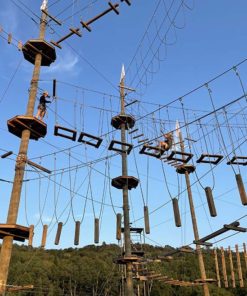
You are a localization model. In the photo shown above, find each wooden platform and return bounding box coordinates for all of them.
[108,140,133,154]
[111,176,139,190]
[115,255,140,264]
[7,115,47,140]
[0,224,30,242]
[22,39,56,66]
[121,227,144,233]
[176,164,195,174]
[122,250,145,257]
[196,153,223,165]
[167,150,193,164]
[111,114,135,130]
[54,125,77,141]
[139,144,164,158]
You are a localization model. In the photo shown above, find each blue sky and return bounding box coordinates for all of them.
[0,0,247,253]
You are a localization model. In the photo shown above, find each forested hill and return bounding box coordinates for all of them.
[4,243,247,295]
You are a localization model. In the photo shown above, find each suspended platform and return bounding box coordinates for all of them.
[111,114,135,130]
[167,150,193,164]
[22,39,56,66]
[176,164,195,174]
[121,227,144,233]
[122,251,145,257]
[196,153,223,165]
[7,115,47,140]
[227,156,247,166]
[112,176,139,190]
[0,224,30,242]
[139,144,164,158]
[115,255,141,265]
[108,140,133,154]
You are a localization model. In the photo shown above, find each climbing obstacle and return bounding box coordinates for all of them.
[78,132,103,148]
[54,125,77,141]
[108,140,133,154]
[167,150,193,164]
[22,39,56,66]
[196,153,223,165]
[8,115,47,140]
[0,224,30,242]
[111,176,139,190]
[139,144,164,158]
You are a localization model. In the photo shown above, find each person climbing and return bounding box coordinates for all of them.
[36,91,51,121]
[159,132,173,151]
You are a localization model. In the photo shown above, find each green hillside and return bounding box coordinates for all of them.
[3,244,247,295]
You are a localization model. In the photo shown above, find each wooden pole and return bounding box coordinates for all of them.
[119,66,134,295]
[144,206,150,234]
[213,249,221,288]
[28,225,34,247]
[228,246,236,288]
[243,243,247,270]
[178,129,210,296]
[235,244,244,287]
[41,224,48,248]
[220,247,228,288]
[0,8,47,294]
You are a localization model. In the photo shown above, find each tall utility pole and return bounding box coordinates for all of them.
[0,7,49,294]
[178,129,210,296]
[120,66,134,295]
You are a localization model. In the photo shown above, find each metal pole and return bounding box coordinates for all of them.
[120,68,134,295]
[0,9,47,294]
[178,130,210,296]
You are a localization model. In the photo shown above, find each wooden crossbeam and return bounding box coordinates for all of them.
[129,128,138,134]
[51,28,81,49]
[1,151,13,158]
[121,0,131,5]
[194,221,244,246]
[81,2,119,32]
[26,159,51,174]
[125,99,138,107]
[41,9,62,25]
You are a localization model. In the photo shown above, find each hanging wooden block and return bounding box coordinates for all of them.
[7,33,12,44]
[144,206,150,234]
[74,221,80,245]
[41,224,48,248]
[172,198,181,227]
[94,218,99,244]
[54,222,63,245]
[235,174,247,205]
[17,41,23,51]
[28,224,34,247]
[205,187,217,217]
[116,213,122,241]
